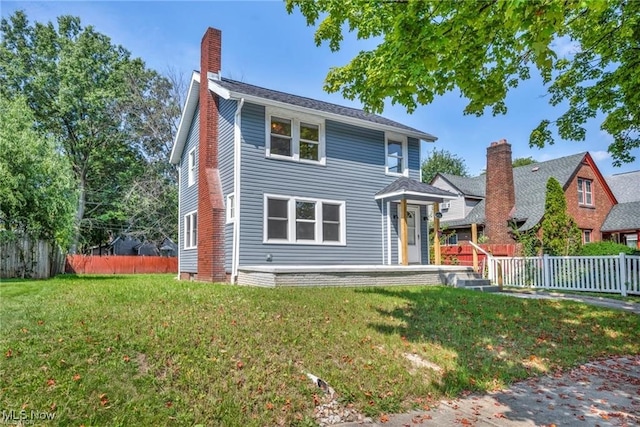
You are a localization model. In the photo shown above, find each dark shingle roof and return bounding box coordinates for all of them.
[439,152,588,231]
[606,170,640,203]
[438,173,485,197]
[215,77,436,140]
[376,177,457,199]
[601,201,640,231]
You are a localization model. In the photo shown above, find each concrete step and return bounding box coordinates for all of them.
[464,285,501,293]
[456,278,492,288]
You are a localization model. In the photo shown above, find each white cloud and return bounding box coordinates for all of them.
[553,36,581,58]
[590,150,611,162]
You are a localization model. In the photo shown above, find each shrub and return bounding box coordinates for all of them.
[578,241,638,256]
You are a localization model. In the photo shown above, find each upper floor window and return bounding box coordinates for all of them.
[266,109,325,165]
[226,193,235,224]
[264,194,345,245]
[385,133,408,176]
[188,148,197,186]
[184,210,197,249]
[577,178,593,206]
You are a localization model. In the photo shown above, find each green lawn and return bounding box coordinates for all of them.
[1,275,639,426]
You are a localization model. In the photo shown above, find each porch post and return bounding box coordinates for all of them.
[433,202,441,265]
[400,198,408,265]
[472,223,479,272]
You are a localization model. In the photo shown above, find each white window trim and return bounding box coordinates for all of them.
[577,178,593,206]
[263,194,346,245]
[265,107,326,166]
[582,229,592,244]
[385,133,409,177]
[226,193,235,224]
[188,148,196,187]
[184,210,197,249]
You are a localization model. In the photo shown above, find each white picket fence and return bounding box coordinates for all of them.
[487,253,640,296]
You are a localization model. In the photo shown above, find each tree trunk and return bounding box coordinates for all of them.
[69,175,87,254]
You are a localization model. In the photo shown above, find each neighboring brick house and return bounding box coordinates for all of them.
[169,27,456,283]
[430,140,619,245]
[602,170,640,248]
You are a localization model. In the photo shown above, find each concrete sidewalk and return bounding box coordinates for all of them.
[338,355,640,426]
[337,293,640,427]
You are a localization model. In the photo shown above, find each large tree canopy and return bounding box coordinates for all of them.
[421,148,469,183]
[286,0,640,165]
[0,96,76,245]
[0,11,180,251]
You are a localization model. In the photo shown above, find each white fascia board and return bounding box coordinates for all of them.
[208,79,231,100]
[170,72,201,164]
[209,82,437,142]
[374,190,458,201]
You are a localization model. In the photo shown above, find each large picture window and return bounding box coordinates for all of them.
[577,178,593,206]
[264,195,345,245]
[385,133,408,176]
[266,109,325,165]
[184,211,197,249]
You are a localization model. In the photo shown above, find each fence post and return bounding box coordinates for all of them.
[619,253,627,297]
[543,254,551,289]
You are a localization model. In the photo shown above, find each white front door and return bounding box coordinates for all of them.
[398,205,421,264]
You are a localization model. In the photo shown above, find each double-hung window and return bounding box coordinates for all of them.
[266,110,325,164]
[188,148,196,186]
[577,178,593,206]
[264,195,345,245]
[184,211,197,249]
[385,134,408,176]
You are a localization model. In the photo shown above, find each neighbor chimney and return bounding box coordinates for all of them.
[197,27,227,282]
[485,139,516,244]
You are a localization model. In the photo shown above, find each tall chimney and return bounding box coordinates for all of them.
[485,139,516,244]
[197,27,226,282]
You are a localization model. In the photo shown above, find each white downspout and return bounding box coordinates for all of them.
[176,165,181,279]
[231,98,245,283]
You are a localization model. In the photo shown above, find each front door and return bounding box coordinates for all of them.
[398,205,421,264]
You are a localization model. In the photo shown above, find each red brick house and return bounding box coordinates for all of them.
[430,140,620,246]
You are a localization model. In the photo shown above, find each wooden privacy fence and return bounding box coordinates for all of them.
[0,237,65,279]
[487,254,640,296]
[441,244,519,266]
[66,255,177,275]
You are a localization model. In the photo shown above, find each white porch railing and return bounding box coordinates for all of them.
[484,253,640,296]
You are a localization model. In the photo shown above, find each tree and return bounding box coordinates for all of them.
[0,96,76,246]
[540,177,581,256]
[0,11,180,251]
[286,0,639,166]
[512,157,537,168]
[421,149,468,183]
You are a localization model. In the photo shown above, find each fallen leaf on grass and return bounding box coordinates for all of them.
[266,402,274,410]
[73,374,81,381]
[47,378,56,387]
[379,414,389,423]
[123,355,130,362]
[99,394,109,406]
[5,349,12,358]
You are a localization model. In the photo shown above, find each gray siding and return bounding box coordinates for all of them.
[237,102,423,266]
[219,98,237,272]
[178,106,200,273]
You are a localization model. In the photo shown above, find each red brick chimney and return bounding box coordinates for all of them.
[485,139,516,244]
[197,28,226,282]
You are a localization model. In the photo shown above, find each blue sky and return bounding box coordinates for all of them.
[3,1,638,177]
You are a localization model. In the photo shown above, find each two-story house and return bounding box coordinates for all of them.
[170,27,457,284]
[430,140,619,246]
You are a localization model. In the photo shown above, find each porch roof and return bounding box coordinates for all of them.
[375,177,457,203]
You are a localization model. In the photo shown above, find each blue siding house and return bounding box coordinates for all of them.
[170,27,456,284]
